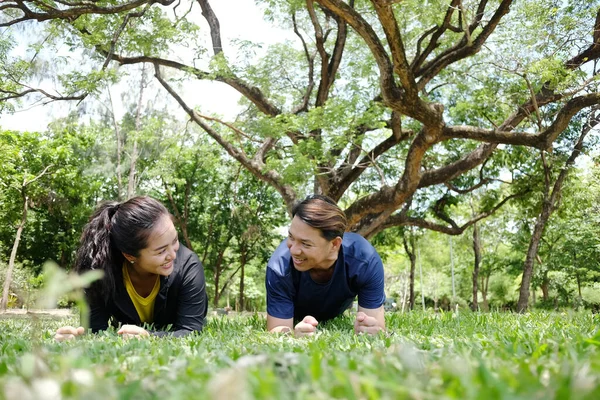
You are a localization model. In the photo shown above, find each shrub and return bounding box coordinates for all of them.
[0,261,38,308]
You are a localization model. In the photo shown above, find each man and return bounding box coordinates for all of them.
[266,195,386,337]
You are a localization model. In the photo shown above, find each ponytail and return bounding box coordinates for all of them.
[75,202,122,301]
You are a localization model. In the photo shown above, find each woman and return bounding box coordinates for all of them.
[55,196,208,341]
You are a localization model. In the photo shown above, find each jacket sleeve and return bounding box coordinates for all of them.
[153,251,208,337]
[84,290,111,333]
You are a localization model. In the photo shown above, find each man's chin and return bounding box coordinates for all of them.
[292,260,310,271]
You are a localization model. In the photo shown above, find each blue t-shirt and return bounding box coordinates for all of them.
[266,232,386,322]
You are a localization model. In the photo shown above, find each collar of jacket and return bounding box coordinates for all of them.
[114,267,174,326]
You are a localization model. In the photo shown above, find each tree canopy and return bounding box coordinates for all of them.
[2,0,600,241]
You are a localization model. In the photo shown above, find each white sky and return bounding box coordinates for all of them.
[0,0,292,132]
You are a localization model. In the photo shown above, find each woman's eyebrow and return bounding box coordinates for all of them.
[153,244,168,251]
[153,233,178,251]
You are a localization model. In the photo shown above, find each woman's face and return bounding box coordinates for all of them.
[127,214,179,277]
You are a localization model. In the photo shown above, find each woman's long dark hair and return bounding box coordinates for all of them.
[75,196,169,301]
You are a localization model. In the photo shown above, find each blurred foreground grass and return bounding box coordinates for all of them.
[0,310,599,399]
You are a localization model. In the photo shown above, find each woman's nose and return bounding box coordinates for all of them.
[167,247,177,260]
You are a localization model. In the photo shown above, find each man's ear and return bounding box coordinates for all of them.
[331,237,343,251]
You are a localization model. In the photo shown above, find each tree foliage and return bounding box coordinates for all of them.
[3,0,600,240]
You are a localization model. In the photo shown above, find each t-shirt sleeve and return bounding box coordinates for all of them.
[266,265,295,319]
[356,252,386,309]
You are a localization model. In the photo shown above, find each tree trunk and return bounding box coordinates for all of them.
[472,222,481,311]
[517,201,552,312]
[216,264,242,306]
[127,64,146,200]
[59,248,68,268]
[239,248,247,311]
[212,249,225,307]
[1,165,52,310]
[517,116,593,312]
[480,274,489,312]
[400,272,409,312]
[108,88,124,201]
[402,232,416,310]
[408,254,416,310]
[1,194,28,310]
[541,271,549,301]
[573,251,582,301]
[127,141,139,199]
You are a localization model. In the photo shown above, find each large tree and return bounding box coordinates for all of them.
[2,0,599,239]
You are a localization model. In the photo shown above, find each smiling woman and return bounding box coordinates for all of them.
[54,196,208,341]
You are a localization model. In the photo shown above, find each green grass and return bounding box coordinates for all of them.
[1,311,599,399]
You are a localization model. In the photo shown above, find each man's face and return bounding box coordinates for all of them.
[287,216,339,272]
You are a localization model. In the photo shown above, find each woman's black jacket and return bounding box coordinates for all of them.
[86,244,208,337]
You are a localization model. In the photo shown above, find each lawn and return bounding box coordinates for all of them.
[0,311,599,399]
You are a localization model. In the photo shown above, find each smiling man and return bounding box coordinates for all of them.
[266,195,386,337]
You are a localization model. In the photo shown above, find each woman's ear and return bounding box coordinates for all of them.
[122,253,136,264]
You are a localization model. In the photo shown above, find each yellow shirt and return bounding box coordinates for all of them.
[123,265,160,324]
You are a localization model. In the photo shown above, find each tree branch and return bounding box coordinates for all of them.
[153,63,298,211]
[23,164,54,188]
[566,8,600,68]
[329,124,411,200]
[375,190,526,236]
[291,11,315,114]
[418,143,496,189]
[440,92,600,150]
[101,4,152,70]
[197,0,223,56]
[416,0,513,90]
[107,53,282,116]
[0,0,172,27]
[410,0,460,73]
[371,0,419,102]
[315,0,402,108]
[307,0,330,107]
[0,88,86,103]
[346,126,439,235]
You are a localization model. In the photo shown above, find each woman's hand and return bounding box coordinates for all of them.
[117,324,150,339]
[55,326,85,342]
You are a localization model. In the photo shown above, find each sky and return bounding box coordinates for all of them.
[0,0,291,132]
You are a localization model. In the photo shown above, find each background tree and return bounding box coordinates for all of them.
[150,125,286,309]
[516,111,598,311]
[0,129,88,309]
[2,0,599,241]
[0,132,53,309]
[3,0,600,313]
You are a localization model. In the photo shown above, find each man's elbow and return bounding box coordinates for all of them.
[268,325,292,334]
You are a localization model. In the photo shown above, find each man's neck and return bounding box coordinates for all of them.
[309,259,337,283]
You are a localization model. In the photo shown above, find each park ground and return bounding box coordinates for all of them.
[0,310,599,399]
